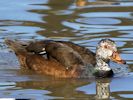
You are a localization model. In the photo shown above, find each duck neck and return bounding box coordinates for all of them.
[94,56,113,77]
[95,56,111,71]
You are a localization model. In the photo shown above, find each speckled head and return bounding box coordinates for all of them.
[94,39,126,78]
[96,39,125,64]
[98,39,117,51]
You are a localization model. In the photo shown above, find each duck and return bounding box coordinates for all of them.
[5,39,126,78]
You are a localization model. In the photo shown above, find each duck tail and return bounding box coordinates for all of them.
[5,39,31,68]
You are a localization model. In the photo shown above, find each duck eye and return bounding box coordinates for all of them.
[104,45,108,48]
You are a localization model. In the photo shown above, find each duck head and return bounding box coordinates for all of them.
[94,39,126,78]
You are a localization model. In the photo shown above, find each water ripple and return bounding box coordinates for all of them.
[0,0,49,22]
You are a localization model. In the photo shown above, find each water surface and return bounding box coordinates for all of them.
[0,0,133,99]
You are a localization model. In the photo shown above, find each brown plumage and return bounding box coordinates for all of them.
[5,39,96,78]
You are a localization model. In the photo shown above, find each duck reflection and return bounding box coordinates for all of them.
[95,79,111,99]
[16,78,93,98]
[15,76,133,99]
[15,77,112,99]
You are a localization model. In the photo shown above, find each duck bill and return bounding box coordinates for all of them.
[111,51,126,64]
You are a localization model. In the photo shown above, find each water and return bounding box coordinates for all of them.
[0,0,133,99]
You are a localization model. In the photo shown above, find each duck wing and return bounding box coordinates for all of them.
[57,41,96,66]
[26,40,96,69]
[26,40,53,54]
[45,41,86,70]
